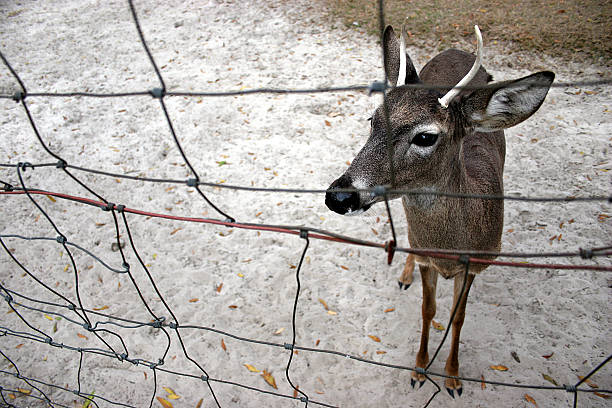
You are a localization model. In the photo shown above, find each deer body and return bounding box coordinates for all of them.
[325,26,554,395]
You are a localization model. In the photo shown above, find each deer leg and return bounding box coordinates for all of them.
[398,253,416,290]
[411,264,437,388]
[444,272,475,397]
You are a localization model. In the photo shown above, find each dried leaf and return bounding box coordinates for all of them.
[315,339,320,346]
[376,350,386,354]
[189,298,199,303]
[293,386,299,398]
[156,396,173,408]
[594,392,611,399]
[167,394,180,400]
[368,335,381,342]
[524,393,537,406]
[511,351,521,363]
[195,398,203,408]
[77,333,88,340]
[577,375,598,388]
[170,228,182,235]
[490,365,509,371]
[480,375,486,390]
[542,373,558,386]
[243,364,259,373]
[327,310,337,315]
[340,265,349,270]
[17,389,31,395]
[16,344,23,349]
[318,298,329,310]
[221,339,227,352]
[262,370,278,389]
[228,305,238,309]
[384,307,395,313]
[44,314,53,321]
[46,194,56,202]
[324,120,331,126]
[93,305,109,311]
[431,320,445,331]
[162,387,176,396]
[216,283,223,293]
[542,352,554,359]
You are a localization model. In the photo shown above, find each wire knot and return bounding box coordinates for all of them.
[284,343,294,350]
[299,229,308,239]
[579,248,593,260]
[200,375,209,382]
[102,202,115,212]
[186,178,198,187]
[56,235,67,244]
[564,384,577,393]
[150,87,165,98]
[169,322,178,329]
[1,182,14,191]
[116,204,126,213]
[12,91,25,102]
[55,160,67,169]
[458,254,470,265]
[18,162,33,171]
[415,367,426,375]
[368,81,387,95]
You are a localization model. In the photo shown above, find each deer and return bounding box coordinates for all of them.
[325,25,554,396]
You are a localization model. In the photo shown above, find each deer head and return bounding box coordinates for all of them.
[325,26,554,215]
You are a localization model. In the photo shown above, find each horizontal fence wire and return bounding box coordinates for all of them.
[0,0,610,407]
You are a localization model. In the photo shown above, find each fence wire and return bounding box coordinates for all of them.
[0,0,610,407]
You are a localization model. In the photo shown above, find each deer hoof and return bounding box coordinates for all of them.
[457,386,463,397]
[410,378,416,388]
[419,380,425,389]
[447,388,455,398]
[398,281,411,290]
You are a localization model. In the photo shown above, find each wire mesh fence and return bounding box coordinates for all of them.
[0,0,610,407]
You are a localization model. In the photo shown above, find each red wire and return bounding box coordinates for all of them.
[2,190,610,272]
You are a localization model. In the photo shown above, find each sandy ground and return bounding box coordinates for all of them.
[0,0,610,407]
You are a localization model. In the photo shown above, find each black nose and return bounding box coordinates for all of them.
[325,175,360,215]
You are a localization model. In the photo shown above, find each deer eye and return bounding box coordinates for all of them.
[411,132,438,147]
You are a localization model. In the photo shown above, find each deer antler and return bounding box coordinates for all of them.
[438,25,483,109]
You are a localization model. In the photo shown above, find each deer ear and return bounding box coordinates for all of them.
[383,26,419,87]
[464,71,555,132]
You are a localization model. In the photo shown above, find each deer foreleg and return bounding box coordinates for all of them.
[398,253,416,290]
[411,264,437,388]
[444,272,475,397]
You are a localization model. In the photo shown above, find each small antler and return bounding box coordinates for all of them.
[397,26,408,86]
[438,25,483,109]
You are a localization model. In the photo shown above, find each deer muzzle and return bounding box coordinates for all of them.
[325,174,371,215]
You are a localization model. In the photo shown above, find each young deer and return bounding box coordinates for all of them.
[325,26,554,396]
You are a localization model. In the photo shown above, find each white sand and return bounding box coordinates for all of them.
[0,1,610,407]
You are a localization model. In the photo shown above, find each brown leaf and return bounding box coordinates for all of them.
[384,307,395,313]
[170,228,182,235]
[46,194,56,202]
[480,375,486,390]
[368,335,381,342]
[318,298,329,310]
[524,393,537,406]
[216,283,223,293]
[542,352,554,359]
[431,320,445,331]
[315,339,320,346]
[376,350,386,354]
[324,120,331,126]
[93,305,109,311]
[594,392,611,399]
[156,397,173,408]
[77,333,88,340]
[262,370,278,389]
[577,375,598,388]
[195,399,203,408]
[17,388,31,395]
[221,339,227,352]
[228,305,238,309]
[490,365,509,371]
[542,373,558,386]
[293,386,299,398]
[340,265,349,270]
[189,298,199,303]
[244,364,260,373]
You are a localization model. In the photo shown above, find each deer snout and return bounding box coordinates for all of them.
[325,175,362,215]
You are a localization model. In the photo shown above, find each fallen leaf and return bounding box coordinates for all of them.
[577,375,598,388]
[542,373,558,386]
[384,307,395,313]
[46,194,56,202]
[511,351,521,363]
[156,396,173,408]
[524,393,537,406]
[195,398,203,408]
[216,283,223,293]
[293,386,299,398]
[17,389,31,395]
[44,314,53,321]
[228,305,238,309]
[77,333,88,340]
[167,394,180,400]
[431,320,445,331]
[480,375,486,390]
[244,364,260,373]
[490,365,509,371]
[318,298,329,310]
[324,120,331,126]
[221,339,227,352]
[93,305,109,311]
[594,392,611,399]
[368,335,381,342]
[340,265,349,270]
[376,350,387,354]
[189,298,199,303]
[315,339,320,346]
[542,352,554,359]
[170,228,182,235]
[262,370,278,389]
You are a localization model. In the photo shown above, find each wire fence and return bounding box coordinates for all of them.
[0,0,610,407]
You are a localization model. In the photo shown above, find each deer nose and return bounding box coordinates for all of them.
[325,175,360,215]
